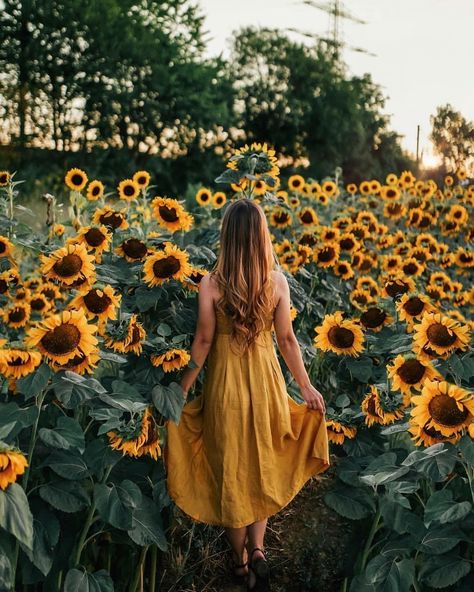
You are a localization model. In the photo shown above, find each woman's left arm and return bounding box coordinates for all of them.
[180,274,216,397]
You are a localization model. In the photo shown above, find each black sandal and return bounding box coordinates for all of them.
[230,549,249,585]
[247,547,270,590]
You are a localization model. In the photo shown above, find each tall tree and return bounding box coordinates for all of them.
[430,104,474,171]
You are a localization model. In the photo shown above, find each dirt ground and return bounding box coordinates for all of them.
[159,456,359,592]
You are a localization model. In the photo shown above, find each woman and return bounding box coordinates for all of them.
[164,198,330,590]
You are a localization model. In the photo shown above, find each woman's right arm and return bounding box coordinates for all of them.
[273,271,326,413]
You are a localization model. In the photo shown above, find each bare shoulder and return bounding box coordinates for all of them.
[201,272,220,299]
[271,270,288,304]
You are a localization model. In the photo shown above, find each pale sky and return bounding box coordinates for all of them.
[199,0,474,167]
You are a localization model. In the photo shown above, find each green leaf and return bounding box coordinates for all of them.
[344,356,373,382]
[418,553,472,588]
[39,480,90,513]
[16,363,52,400]
[128,495,168,551]
[84,439,121,480]
[0,483,34,550]
[402,443,457,482]
[0,403,37,439]
[43,450,89,480]
[20,508,60,576]
[152,381,185,423]
[458,434,474,466]
[419,525,466,554]
[156,323,172,337]
[39,416,85,452]
[214,169,242,184]
[323,485,376,519]
[424,489,471,527]
[365,555,414,591]
[94,480,142,530]
[64,568,114,592]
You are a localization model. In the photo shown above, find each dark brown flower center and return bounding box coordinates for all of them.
[84,228,106,247]
[340,237,355,250]
[83,289,112,314]
[53,254,83,277]
[159,205,179,222]
[385,279,408,298]
[428,394,468,427]
[41,323,81,355]
[153,256,181,278]
[274,212,289,224]
[328,326,355,349]
[403,262,419,275]
[403,297,425,316]
[397,359,426,384]
[9,308,26,323]
[100,212,124,229]
[8,356,27,367]
[122,238,147,259]
[128,325,142,346]
[30,297,46,311]
[123,183,136,197]
[301,211,314,224]
[367,395,377,415]
[72,174,84,186]
[0,279,8,294]
[92,185,100,196]
[426,323,457,347]
[299,234,317,247]
[318,247,336,263]
[360,307,386,328]
[0,242,6,254]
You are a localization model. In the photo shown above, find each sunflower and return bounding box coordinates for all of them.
[0,447,28,490]
[49,223,65,238]
[86,180,105,201]
[446,204,468,225]
[274,238,293,255]
[226,142,279,182]
[407,417,461,447]
[38,282,62,302]
[29,294,51,315]
[385,173,398,186]
[212,191,227,208]
[313,242,340,268]
[322,180,338,197]
[0,267,18,295]
[314,311,365,356]
[346,183,357,195]
[361,385,405,426]
[183,267,209,292]
[50,351,100,375]
[2,302,31,328]
[396,293,437,330]
[151,196,193,232]
[412,311,470,357]
[279,250,301,274]
[401,257,425,277]
[410,379,474,437]
[338,233,360,254]
[92,206,129,231]
[289,195,300,208]
[65,168,88,191]
[143,243,191,287]
[0,171,11,186]
[252,179,268,196]
[298,207,319,227]
[387,354,441,398]
[118,179,140,202]
[107,407,161,460]
[333,260,354,280]
[0,348,42,380]
[399,170,416,189]
[69,225,112,262]
[349,288,375,311]
[0,235,14,258]
[380,274,416,299]
[14,286,31,302]
[269,208,292,228]
[288,175,305,192]
[132,170,151,190]
[454,248,474,268]
[115,237,149,262]
[359,181,371,195]
[358,306,393,332]
[41,243,96,287]
[69,285,121,324]
[25,308,98,364]
[151,348,190,372]
[102,314,146,355]
[380,185,401,201]
[444,175,454,187]
[196,187,212,206]
[327,420,357,444]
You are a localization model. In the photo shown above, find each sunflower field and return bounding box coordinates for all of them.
[0,144,473,592]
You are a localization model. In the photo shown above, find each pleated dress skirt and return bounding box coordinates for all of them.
[163,308,331,528]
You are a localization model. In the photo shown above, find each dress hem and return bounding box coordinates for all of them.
[166,458,331,529]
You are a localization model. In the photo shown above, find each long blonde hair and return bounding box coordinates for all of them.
[210,198,279,355]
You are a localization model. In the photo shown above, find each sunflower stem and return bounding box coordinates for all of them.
[358,505,381,573]
[128,545,148,592]
[149,545,158,592]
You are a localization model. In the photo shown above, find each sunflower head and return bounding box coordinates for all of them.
[65,168,88,191]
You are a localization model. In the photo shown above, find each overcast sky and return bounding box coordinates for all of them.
[199,0,474,166]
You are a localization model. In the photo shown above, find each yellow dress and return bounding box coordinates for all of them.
[163,304,331,528]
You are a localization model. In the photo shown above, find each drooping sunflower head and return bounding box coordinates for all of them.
[358,306,392,332]
[65,168,88,192]
[0,348,43,380]
[226,142,280,182]
[0,447,28,490]
[361,385,405,426]
[151,348,190,373]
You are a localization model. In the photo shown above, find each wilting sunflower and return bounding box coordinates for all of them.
[69,285,121,324]
[41,242,96,287]
[115,237,149,262]
[413,312,470,357]
[86,180,105,201]
[361,385,405,426]
[0,235,14,259]
[269,207,293,228]
[396,293,437,331]
[183,267,209,292]
[314,311,365,356]
[212,191,227,208]
[108,407,161,460]
[65,168,88,192]
[196,187,212,206]
[143,242,191,287]
[151,348,190,372]
[326,420,357,445]
[2,302,31,328]
[226,142,280,183]
[102,314,146,355]
[410,379,474,437]
[387,354,441,398]
[298,207,319,226]
[118,179,140,202]
[313,242,340,268]
[92,205,129,231]
[151,196,193,232]
[132,170,151,190]
[407,417,461,447]
[50,351,100,375]
[288,175,305,192]
[26,308,98,364]
[0,348,42,380]
[0,447,28,490]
